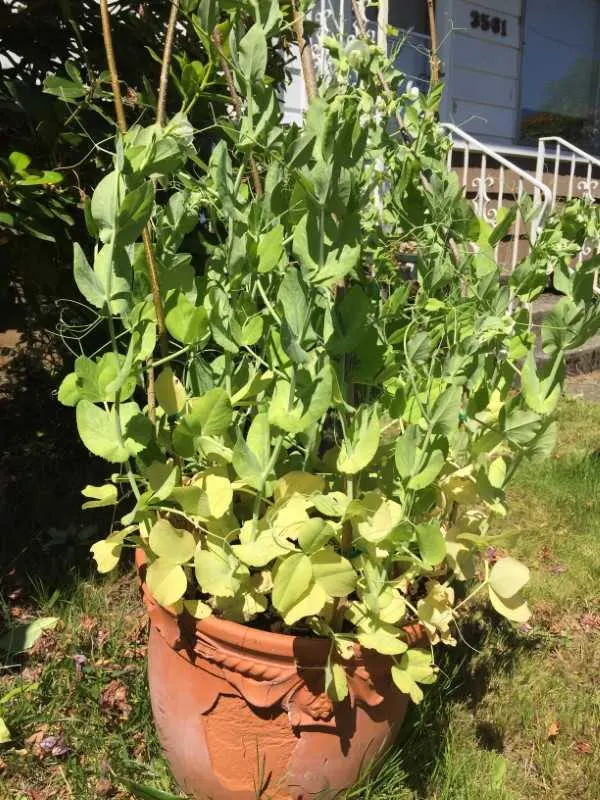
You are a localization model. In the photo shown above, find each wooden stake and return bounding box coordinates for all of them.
[291,0,317,105]
[426,0,441,85]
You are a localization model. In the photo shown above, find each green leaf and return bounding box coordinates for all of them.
[93,244,132,314]
[395,425,419,479]
[277,268,308,340]
[529,420,558,460]
[337,406,380,474]
[117,181,154,244]
[146,558,187,607]
[194,548,241,598]
[272,553,314,622]
[76,400,150,463]
[310,550,356,597]
[298,519,334,554]
[277,268,310,362]
[488,556,530,598]
[247,412,271,471]
[327,285,370,355]
[258,224,285,273]
[185,389,233,441]
[81,483,118,509]
[57,372,81,407]
[391,649,436,704]
[91,171,121,243]
[408,449,445,490]
[9,151,31,172]
[430,386,462,435]
[521,351,561,415]
[232,435,264,490]
[502,408,543,446]
[268,365,333,434]
[239,23,268,84]
[233,529,290,567]
[73,242,105,308]
[0,617,59,655]
[325,660,348,703]
[43,73,86,99]
[357,627,408,656]
[415,522,446,566]
[149,519,196,564]
[489,205,518,247]
[165,292,209,344]
[155,367,187,415]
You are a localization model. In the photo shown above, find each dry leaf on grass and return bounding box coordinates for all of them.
[95,777,115,797]
[579,613,600,632]
[100,679,132,720]
[25,726,70,760]
[547,720,560,740]
[574,740,593,754]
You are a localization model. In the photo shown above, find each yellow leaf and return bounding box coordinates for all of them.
[155,367,186,415]
[183,599,212,620]
[274,471,325,502]
[90,531,127,573]
[488,587,531,622]
[146,558,187,607]
[149,518,196,564]
[195,471,233,518]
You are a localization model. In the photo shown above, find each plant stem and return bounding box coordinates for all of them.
[147,344,192,370]
[211,27,263,198]
[157,0,180,127]
[454,581,487,612]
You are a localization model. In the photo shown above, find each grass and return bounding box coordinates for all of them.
[1,397,600,799]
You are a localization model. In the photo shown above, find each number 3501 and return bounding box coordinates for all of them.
[470,10,507,36]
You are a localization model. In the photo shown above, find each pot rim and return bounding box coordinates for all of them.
[135,547,425,659]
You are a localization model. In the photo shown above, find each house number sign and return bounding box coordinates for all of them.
[470,10,508,36]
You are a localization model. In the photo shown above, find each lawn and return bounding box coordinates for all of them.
[1,397,599,800]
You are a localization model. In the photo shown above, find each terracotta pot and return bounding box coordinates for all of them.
[136,549,425,800]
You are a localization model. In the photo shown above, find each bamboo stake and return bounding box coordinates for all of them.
[98,0,127,134]
[98,0,172,428]
[291,0,317,104]
[351,0,460,267]
[157,0,181,126]
[426,0,440,85]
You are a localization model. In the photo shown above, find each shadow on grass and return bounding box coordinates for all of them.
[345,613,546,799]
[0,336,110,604]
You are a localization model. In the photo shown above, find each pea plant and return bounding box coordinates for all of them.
[58,0,600,703]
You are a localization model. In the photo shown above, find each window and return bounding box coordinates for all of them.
[519,0,600,151]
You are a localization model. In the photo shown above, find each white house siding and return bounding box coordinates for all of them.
[438,0,523,144]
[282,0,353,124]
[283,44,307,125]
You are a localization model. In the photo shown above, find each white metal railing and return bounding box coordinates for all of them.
[442,123,552,271]
[536,137,600,292]
[536,136,600,211]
